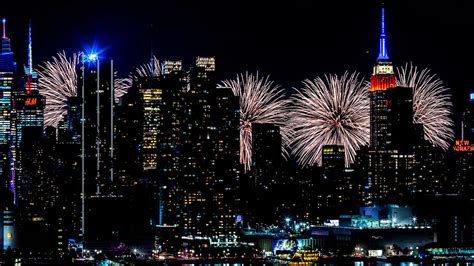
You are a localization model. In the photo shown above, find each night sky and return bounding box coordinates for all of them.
[2,0,473,131]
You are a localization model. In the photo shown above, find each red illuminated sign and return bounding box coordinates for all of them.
[25,97,37,106]
[453,140,474,152]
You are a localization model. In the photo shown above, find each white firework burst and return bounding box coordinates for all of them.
[38,51,81,128]
[290,71,370,167]
[113,74,132,101]
[134,55,161,78]
[218,72,290,172]
[397,63,454,150]
[38,51,131,127]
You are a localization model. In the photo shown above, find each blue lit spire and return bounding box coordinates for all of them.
[2,18,6,39]
[2,18,12,54]
[27,20,33,75]
[377,6,389,61]
[0,18,15,72]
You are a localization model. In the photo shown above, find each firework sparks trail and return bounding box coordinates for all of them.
[218,72,291,172]
[134,55,161,78]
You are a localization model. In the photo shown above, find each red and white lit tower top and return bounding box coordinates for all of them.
[370,6,396,92]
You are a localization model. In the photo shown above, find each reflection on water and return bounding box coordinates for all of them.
[177,263,473,266]
[354,262,472,266]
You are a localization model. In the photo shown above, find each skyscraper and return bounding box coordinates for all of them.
[180,57,219,237]
[385,86,416,197]
[369,7,396,150]
[449,93,474,198]
[0,19,16,193]
[243,123,283,225]
[115,84,143,187]
[463,92,474,143]
[12,91,45,212]
[154,60,186,227]
[368,7,417,205]
[77,56,115,196]
[368,7,397,204]
[140,77,162,172]
[13,21,46,210]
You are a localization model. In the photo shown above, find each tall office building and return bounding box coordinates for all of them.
[368,7,418,205]
[0,27,16,242]
[449,93,474,198]
[13,91,45,216]
[76,55,129,248]
[212,87,241,239]
[368,6,397,204]
[308,145,361,220]
[115,60,188,251]
[13,22,46,209]
[179,57,240,241]
[139,77,162,172]
[243,123,283,225]
[251,123,282,188]
[0,19,16,193]
[77,56,115,196]
[463,92,474,142]
[180,57,218,237]
[386,86,416,197]
[412,124,447,196]
[54,119,83,251]
[154,60,186,227]
[369,7,396,150]
[322,145,346,209]
[115,85,143,187]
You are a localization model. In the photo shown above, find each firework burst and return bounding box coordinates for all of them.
[290,71,369,167]
[218,72,290,172]
[38,51,130,127]
[134,55,161,78]
[397,63,454,149]
[38,51,80,128]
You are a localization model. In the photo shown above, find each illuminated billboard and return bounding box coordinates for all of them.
[470,92,474,101]
[272,239,303,254]
[453,140,474,152]
[272,239,319,261]
[25,97,38,106]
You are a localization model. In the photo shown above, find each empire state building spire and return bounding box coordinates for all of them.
[377,7,389,61]
[370,4,396,91]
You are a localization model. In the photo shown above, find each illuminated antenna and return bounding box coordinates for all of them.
[2,18,6,38]
[377,5,389,61]
[28,20,33,75]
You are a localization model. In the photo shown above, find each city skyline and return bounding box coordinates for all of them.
[0,1,473,264]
